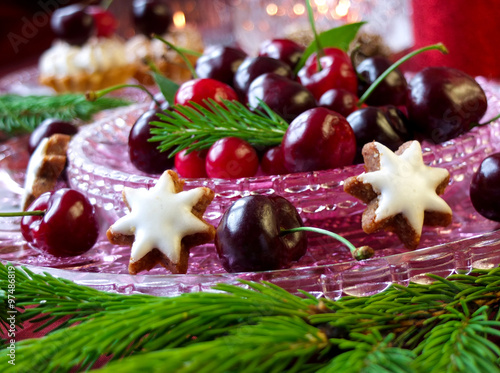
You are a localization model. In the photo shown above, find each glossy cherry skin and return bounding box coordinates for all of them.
[174,78,238,110]
[28,118,78,154]
[205,137,259,179]
[85,6,117,37]
[21,189,99,257]
[215,195,307,272]
[247,73,316,123]
[282,107,356,173]
[407,67,488,143]
[195,45,247,87]
[129,109,174,174]
[261,146,288,175]
[174,148,208,178]
[297,48,358,100]
[233,56,294,101]
[356,56,408,107]
[470,153,500,222]
[132,0,172,36]
[51,4,95,45]
[258,38,305,70]
[318,88,362,118]
[347,106,412,163]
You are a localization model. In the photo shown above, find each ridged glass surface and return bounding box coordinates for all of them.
[1,78,500,298]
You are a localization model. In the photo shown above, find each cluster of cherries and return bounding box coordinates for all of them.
[130,37,487,180]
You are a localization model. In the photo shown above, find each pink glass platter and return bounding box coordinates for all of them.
[1,77,500,299]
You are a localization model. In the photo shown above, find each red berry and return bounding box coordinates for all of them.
[175,148,208,178]
[85,6,118,37]
[51,4,95,45]
[258,38,305,70]
[28,118,78,154]
[470,153,500,222]
[261,146,288,175]
[21,189,99,257]
[205,137,259,179]
[174,78,239,111]
[282,107,356,173]
[318,88,362,118]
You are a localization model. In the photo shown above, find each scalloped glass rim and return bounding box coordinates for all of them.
[1,77,500,298]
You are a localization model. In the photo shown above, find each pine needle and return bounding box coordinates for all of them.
[0,94,130,136]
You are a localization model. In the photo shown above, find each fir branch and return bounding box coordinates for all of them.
[149,99,289,156]
[0,94,130,135]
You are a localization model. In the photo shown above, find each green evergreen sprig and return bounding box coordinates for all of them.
[149,99,289,156]
[2,263,500,372]
[0,94,130,135]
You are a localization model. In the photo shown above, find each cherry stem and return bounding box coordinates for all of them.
[0,210,45,217]
[305,0,324,72]
[280,226,374,261]
[153,35,198,78]
[471,112,500,129]
[86,84,161,107]
[357,43,449,107]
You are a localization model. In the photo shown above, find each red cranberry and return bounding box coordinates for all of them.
[132,0,173,36]
[85,6,117,37]
[129,109,174,174]
[205,137,259,179]
[21,189,99,257]
[297,48,357,100]
[51,4,95,45]
[258,38,305,70]
[247,73,316,123]
[318,88,361,118]
[195,45,247,87]
[470,153,500,222]
[175,148,208,178]
[233,56,294,101]
[174,78,238,110]
[282,107,356,173]
[28,118,78,154]
[261,146,288,175]
[215,195,307,272]
[407,67,487,143]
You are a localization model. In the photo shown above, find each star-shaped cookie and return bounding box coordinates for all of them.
[106,170,216,274]
[343,141,452,250]
[22,134,70,211]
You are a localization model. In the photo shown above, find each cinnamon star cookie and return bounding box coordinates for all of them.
[343,141,452,250]
[107,170,215,274]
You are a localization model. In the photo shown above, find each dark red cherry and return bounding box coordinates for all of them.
[406,67,488,143]
[175,148,208,178]
[174,78,238,110]
[21,189,99,257]
[282,107,356,173]
[28,118,78,154]
[261,146,288,175]
[132,0,173,36]
[205,137,259,179]
[470,153,500,222]
[233,56,294,101]
[247,73,316,123]
[297,48,357,100]
[129,109,174,174]
[195,46,247,87]
[214,195,307,272]
[258,39,305,70]
[347,106,412,163]
[85,6,117,37]
[356,56,408,107]
[318,88,362,118]
[51,4,95,45]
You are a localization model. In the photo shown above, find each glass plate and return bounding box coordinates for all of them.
[1,78,500,298]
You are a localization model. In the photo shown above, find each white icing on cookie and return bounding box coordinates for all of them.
[109,171,210,264]
[21,137,49,209]
[358,141,452,234]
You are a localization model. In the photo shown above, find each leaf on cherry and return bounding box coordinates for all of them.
[294,21,366,74]
[151,72,179,107]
